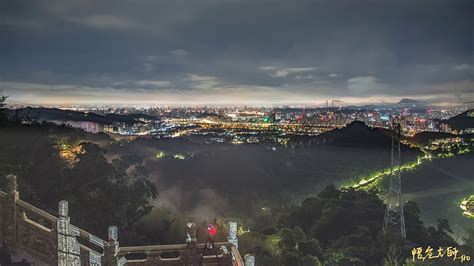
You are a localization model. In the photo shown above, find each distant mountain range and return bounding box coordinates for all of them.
[397,98,422,105]
[343,99,427,110]
[7,107,159,125]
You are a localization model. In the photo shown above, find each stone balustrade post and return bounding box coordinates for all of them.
[186,222,196,246]
[244,254,256,266]
[104,226,120,265]
[108,226,118,251]
[228,221,238,248]
[186,222,197,265]
[57,200,81,266]
[3,174,19,248]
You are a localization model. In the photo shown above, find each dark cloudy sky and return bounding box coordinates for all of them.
[1,0,473,106]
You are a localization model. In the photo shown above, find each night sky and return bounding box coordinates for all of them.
[0,0,472,105]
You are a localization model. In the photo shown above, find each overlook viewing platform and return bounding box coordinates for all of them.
[0,174,253,266]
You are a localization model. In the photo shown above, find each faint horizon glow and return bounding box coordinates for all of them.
[2,81,471,107]
[4,92,470,108]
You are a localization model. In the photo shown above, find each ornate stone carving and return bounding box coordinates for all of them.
[59,200,68,217]
[186,222,196,244]
[16,221,56,264]
[104,226,119,265]
[244,254,256,266]
[118,256,127,266]
[57,200,81,266]
[108,226,118,242]
[6,174,17,193]
[228,221,238,248]
[90,250,102,266]
[220,245,229,255]
[108,225,119,256]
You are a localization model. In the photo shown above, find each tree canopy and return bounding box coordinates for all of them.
[0,122,157,241]
[239,185,468,265]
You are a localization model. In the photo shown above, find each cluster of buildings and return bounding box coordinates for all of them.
[49,105,471,143]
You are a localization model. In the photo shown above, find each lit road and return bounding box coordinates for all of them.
[460,195,474,218]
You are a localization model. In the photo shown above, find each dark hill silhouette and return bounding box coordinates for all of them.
[316,121,389,146]
[397,98,420,105]
[290,121,411,149]
[443,109,474,131]
[8,107,159,125]
[409,131,457,145]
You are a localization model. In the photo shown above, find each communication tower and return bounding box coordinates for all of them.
[383,122,406,239]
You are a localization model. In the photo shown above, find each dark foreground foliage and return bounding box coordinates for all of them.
[238,185,473,265]
[0,120,157,242]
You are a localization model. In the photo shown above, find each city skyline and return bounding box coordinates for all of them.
[1,0,473,106]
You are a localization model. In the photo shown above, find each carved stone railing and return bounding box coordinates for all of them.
[0,174,252,265]
[119,243,231,265]
[118,220,246,265]
[1,175,116,265]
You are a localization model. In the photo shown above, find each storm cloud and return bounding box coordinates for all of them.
[0,0,473,105]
